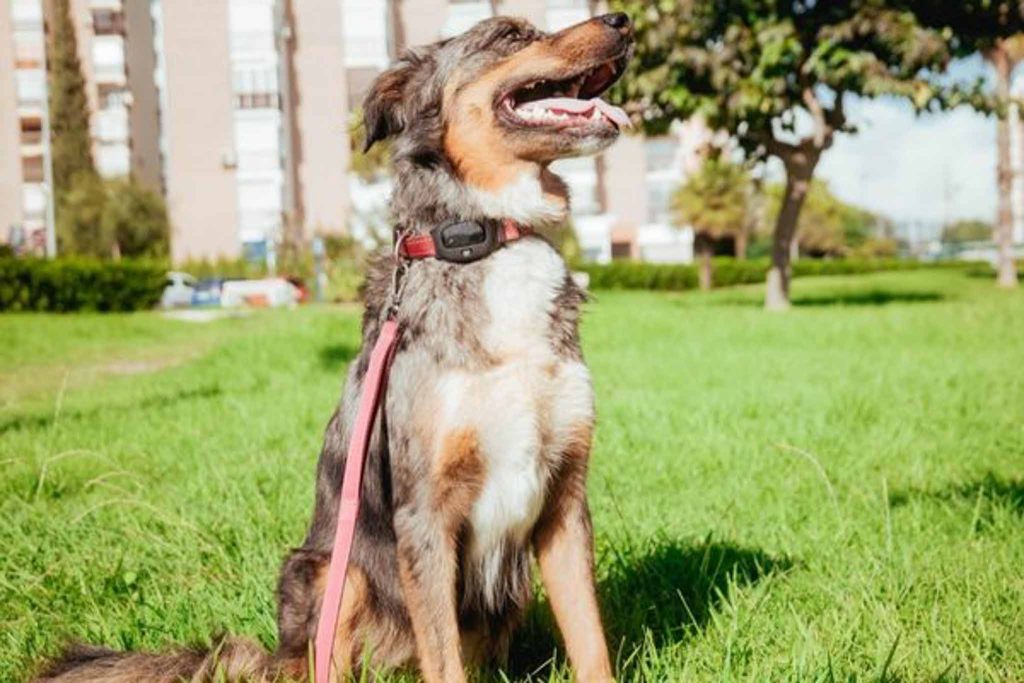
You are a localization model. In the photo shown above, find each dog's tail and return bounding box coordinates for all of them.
[33,637,305,682]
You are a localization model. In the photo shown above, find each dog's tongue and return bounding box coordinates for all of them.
[520,97,632,128]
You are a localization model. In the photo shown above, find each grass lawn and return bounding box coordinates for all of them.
[1,269,1022,682]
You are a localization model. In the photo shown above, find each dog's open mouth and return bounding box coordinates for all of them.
[498,56,630,132]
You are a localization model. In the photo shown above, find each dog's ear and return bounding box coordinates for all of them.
[362,55,423,152]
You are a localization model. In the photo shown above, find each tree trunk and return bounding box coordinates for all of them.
[734,231,747,260]
[765,153,816,311]
[992,44,1020,289]
[697,237,713,291]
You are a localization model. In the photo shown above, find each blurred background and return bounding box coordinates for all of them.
[0,0,1021,305]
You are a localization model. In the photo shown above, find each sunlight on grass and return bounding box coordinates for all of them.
[1,270,1022,681]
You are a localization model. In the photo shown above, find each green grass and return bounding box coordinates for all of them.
[2,269,1023,682]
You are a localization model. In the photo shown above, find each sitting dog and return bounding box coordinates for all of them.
[38,12,634,683]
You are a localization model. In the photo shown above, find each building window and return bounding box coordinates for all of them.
[645,137,678,173]
[91,9,125,36]
[611,240,633,260]
[444,1,493,38]
[22,155,44,183]
[233,67,280,109]
[20,118,42,146]
[343,0,390,69]
[645,137,682,224]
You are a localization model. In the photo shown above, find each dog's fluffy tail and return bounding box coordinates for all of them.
[34,637,304,682]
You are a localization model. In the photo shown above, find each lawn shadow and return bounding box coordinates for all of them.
[890,471,1024,519]
[688,288,946,309]
[505,535,792,679]
[0,384,224,436]
[792,289,944,307]
[317,342,359,371]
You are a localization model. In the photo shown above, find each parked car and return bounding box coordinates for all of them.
[220,278,301,308]
[160,271,196,309]
[284,276,310,303]
[191,278,227,308]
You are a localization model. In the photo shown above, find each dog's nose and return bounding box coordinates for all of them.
[600,12,631,32]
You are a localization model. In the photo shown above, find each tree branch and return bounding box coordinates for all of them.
[759,132,799,161]
[825,90,846,132]
[802,86,828,148]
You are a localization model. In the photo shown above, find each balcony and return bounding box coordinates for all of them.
[93,105,129,143]
[23,184,48,217]
[15,68,46,106]
[96,143,130,177]
[11,0,44,30]
[19,127,44,158]
[22,155,44,183]
[91,35,127,85]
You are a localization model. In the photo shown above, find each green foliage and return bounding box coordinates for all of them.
[759,180,893,256]
[101,180,170,259]
[905,1,1024,57]
[57,178,171,259]
[56,174,108,258]
[0,258,165,312]
[48,0,98,197]
[610,1,985,147]
[349,109,391,182]
[578,258,969,292]
[672,158,752,241]
[942,219,993,243]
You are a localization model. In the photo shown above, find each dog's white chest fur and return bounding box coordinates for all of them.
[437,239,593,605]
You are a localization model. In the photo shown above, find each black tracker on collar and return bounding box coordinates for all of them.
[430,220,499,263]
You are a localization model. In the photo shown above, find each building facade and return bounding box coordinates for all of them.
[1,0,703,263]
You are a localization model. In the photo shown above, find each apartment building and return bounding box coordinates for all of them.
[1,0,53,253]
[1,0,703,263]
[0,0,156,253]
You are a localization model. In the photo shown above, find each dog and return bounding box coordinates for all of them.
[37,12,634,683]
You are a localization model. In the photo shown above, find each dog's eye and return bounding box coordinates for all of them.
[499,26,529,44]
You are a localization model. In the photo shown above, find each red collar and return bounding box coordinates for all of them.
[397,219,532,263]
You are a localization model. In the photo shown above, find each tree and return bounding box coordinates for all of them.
[57,179,171,259]
[611,0,979,309]
[102,179,170,258]
[46,0,97,197]
[672,157,752,289]
[56,174,108,258]
[903,1,1024,289]
[942,219,994,244]
[760,180,893,257]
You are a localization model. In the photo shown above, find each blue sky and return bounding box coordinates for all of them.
[815,56,998,226]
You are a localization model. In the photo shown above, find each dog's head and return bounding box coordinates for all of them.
[362,13,633,222]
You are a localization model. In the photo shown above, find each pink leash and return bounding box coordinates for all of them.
[313,319,400,683]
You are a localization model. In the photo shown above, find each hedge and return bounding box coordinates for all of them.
[0,258,166,312]
[576,258,974,292]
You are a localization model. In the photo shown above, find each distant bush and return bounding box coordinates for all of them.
[577,258,972,292]
[57,177,170,259]
[0,258,165,312]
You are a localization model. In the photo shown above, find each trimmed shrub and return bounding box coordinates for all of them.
[576,258,973,292]
[0,258,165,312]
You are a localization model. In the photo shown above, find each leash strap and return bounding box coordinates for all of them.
[314,319,400,683]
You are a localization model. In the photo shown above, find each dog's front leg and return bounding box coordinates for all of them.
[395,503,465,683]
[533,429,613,683]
